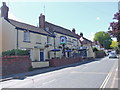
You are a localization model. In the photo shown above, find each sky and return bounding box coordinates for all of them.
[0,0,119,41]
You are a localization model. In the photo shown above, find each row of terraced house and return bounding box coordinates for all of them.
[0,2,94,68]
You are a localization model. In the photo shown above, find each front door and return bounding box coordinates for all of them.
[40,50,44,61]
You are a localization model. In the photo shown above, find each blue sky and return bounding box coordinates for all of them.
[0,1,118,41]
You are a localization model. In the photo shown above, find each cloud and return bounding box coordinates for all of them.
[96,17,100,20]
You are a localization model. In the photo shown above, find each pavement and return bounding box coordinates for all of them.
[0,58,96,82]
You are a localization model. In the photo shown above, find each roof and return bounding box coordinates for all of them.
[8,19,51,36]
[45,22,79,39]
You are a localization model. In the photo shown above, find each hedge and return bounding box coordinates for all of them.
[2,49,30,56]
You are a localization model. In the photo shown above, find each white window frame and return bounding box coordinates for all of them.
[24,31,30,42]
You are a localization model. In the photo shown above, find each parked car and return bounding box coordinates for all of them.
[107,50,111,55]
[109,52,117,58]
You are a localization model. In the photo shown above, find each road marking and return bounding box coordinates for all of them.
[111,67,118,88]
[82,66,87,69]
[99,61,117,89]
[42,79,56,85]
[71,71,107,75]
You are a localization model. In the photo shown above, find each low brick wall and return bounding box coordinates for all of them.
[94,51,105,58]
[49,57,83,67]
[0,56,32,76]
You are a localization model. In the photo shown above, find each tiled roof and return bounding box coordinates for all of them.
[45,22,79,38]
[8,19,50,36]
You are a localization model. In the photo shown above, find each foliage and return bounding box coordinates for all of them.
[108,10,120,42]
[114,42,120,54]
[110,41,120,54]
[94,31,112,49]
[28,66,33,71]
[114,46,120,54]
[92,47,99,52]
[95,50,105,54]
[2,49,30,56]
[110,41,118,48]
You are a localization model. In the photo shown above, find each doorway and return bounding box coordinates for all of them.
[40,50,44,61]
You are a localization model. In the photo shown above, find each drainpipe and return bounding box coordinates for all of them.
[54,36,56,58]
[16,28,19,49]
[15,28,19,55]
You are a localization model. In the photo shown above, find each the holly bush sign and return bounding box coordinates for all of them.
[60,36,67,45]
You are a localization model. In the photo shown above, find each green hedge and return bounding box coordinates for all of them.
[2,49,30,56]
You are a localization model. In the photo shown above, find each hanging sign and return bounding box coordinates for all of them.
[60,36,67,45]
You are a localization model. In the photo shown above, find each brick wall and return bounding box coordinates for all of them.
[94,51,105,58]
[49,57,83,67]
[0,56,32,76]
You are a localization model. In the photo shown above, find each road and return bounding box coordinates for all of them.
[1,57,119,88]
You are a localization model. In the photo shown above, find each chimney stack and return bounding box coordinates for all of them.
[72,28,76,33]
[80,32,83,37]
[39,13,45,28]
[1,2,9,19]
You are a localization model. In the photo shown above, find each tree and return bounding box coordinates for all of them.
[108,10,120,43]
[110,41,118,48]
[94,31,112,49]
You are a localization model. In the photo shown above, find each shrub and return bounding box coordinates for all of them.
[28,66,33,71]
[92,47,99,52]
[114,46,120,54]
[2,49,30,56]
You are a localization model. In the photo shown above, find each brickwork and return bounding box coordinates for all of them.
[49,57,82,67]
[0,56,32,76]
[94,52,105,58]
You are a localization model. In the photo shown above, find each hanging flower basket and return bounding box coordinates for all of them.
[45,44,49,48]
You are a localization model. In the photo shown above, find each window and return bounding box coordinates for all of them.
[24,31,30,42]
[73,39,77,46]
[67,38,71,42]
[47,36,50,43]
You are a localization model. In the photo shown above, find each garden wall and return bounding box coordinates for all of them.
[94,51,105,58]
[0,56,32,76]
[49,57,83,67]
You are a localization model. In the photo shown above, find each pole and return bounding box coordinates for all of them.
[54,37,56,58]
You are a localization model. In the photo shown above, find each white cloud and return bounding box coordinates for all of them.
[96,17,100,20]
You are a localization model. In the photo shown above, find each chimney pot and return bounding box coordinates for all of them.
[80,32,83,37]
[72,28,76,33]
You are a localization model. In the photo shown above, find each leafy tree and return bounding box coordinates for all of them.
[110,41,118,48]
[94,31,112,49]
[108,10,120,44]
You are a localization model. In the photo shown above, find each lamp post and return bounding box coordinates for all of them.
[62,44,65,57]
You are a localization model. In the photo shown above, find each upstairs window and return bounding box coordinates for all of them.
[47,36,50,43]
[24,31,30,42]
[73,39,77,46]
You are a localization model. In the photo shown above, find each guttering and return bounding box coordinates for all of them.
[15,27,54,37]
